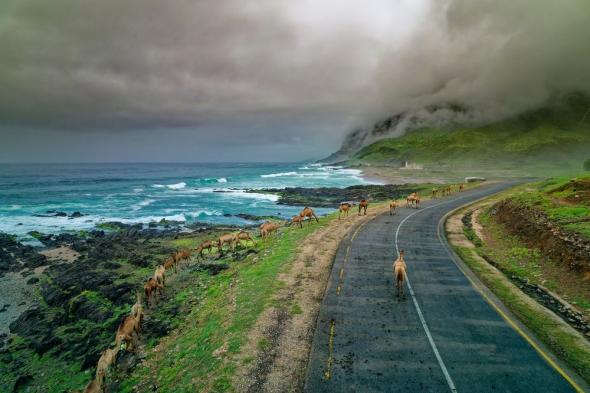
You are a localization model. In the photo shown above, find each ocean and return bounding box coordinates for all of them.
[0,163,375,240]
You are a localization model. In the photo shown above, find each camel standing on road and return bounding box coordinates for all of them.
[299,207,319,224]
[339,202,352,219]
[393,250,407,299]
[406,193,420,208]
[358,199,368,216]
[389,200,397,215]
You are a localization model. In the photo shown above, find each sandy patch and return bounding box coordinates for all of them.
[233,204,389,393]
[39,245,80,263]
[445,214,473,248]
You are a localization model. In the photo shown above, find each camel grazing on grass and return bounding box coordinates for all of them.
[290,215,304,228]
[83,378,102,393]
[389,201,397,215]
[144,277,163,308]
[358,199,368,216]
[164,256,176,273]
[95,347,118,386]
[393,250,407,300]
[234,230,255,247]
[299,207,319,224]
[260,221,279,240]
[339,202,352,219]
[131,292,143,324]
[154,264,166,286]
[406,193,420,209]
[115,314,141,352]
[195,240,214,258]
[217,233,236,252]
[174,249,191,268]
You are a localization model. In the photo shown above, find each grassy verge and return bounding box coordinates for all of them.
[120,213,338,392]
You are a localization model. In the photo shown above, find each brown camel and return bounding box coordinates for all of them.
[393,250,407,299]
[234,230,255,247]
[339,202,352,219]
[195,240,214,258]
[218,233,236,252]
[432,188,439,199]
[358,199,368,216]
[83,378,102,393]
[459,183,464,192]
[163,257,176,273]
[389,200,397,215]
[95,347,118,385]
[290,215,304,228]
[154,264,166,286]
[115,314,140,352]
[260,221,279,240]
[406,193,421,209]
[144,277,163,308]
[299,207,319,224]
[130,292,143,324]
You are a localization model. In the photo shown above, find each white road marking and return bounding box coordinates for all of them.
[394,200,459,393]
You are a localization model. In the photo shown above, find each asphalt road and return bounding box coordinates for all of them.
[304,182,578,393]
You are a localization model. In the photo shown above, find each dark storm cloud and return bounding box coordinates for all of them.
[0,0,589,162]
[0,0,377,132]
[367,0,590,125]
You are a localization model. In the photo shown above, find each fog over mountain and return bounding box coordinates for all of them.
[1,0,588,162]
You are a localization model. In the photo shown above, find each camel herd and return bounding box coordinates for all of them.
[82,184,465,391]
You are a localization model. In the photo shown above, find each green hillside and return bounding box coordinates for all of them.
[351,94,590,175]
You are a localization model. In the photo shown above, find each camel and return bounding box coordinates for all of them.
[459,183,464,192]
[130,292,143,324]
[195,240,214,258]
[144,277,163,308]
[432,188,439,199]
[406,193,419,208]
[358,199,368,216]
[299,207,319,224]
[218,233,236,252]
[95,347,118,386]
[115,314,140,352]
[154,264,166,286]
[290,215,304,228]
[174,249,191,268]
[442,185,452,196]
[234,230,255,247]
[389,200,397,215]
[393,250,407,300]
[260,221,279,240]
[164,256,176,273]
[83,378,102,393]
[339,202,352,219]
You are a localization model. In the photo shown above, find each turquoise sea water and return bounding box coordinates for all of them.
[0,163,375,239]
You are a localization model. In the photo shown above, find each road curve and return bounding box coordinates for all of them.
[304,182,578,393]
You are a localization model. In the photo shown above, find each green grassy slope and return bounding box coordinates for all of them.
[351,94,590,175]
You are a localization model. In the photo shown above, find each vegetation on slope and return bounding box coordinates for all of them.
[351,94,590,175]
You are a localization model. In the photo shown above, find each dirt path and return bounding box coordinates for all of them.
[233,205,390,393]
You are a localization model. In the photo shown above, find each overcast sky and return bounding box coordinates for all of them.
[1,0,589,162]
